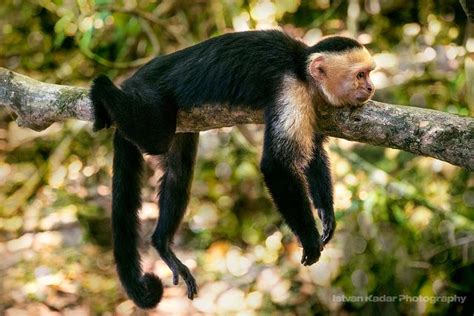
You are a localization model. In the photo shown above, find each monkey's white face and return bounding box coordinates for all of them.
[344,63,376,106]
[309,47,376,107]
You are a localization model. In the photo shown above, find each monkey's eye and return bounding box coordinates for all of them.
[357,72,365,79]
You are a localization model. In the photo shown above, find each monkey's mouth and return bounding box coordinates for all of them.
[358,96,371,102]
[355,96,370,104]
[348,96,372,107]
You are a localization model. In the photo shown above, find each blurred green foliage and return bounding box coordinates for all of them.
[0,0,473,315]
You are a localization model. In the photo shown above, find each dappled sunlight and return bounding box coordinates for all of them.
[1,0,472,314]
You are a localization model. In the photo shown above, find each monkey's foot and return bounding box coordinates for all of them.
[301,243,321,266]
[160,250,198,299]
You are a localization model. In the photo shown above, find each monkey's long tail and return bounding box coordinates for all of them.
[111,131,163,309]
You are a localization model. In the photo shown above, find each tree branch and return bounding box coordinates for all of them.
[1,67,473,170]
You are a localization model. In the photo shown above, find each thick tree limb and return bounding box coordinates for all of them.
[1,67,473,170]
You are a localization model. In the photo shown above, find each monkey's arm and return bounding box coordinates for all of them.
[305,134,335,246]
[1,67,473,170]
[261,155,321,265]
[260,118,322,265]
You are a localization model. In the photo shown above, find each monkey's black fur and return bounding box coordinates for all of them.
[152,133,199,299]
[90,30,362,308]
[111,132,163,308]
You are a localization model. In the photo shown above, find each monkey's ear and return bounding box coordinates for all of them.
[309,54,326,81]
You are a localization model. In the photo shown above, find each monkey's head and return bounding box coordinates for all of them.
[308,36,376,107]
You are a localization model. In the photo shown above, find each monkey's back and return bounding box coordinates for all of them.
[123,30,310,111]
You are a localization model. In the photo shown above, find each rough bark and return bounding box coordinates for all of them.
[1,67,473,170]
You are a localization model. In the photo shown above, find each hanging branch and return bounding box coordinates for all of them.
[1,67,473,170]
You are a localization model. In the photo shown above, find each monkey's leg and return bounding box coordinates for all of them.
[90,76,176,155]
[305,134,336,246]
[113,97,177,155]
[260,128,321,266]
[151,133,199,299]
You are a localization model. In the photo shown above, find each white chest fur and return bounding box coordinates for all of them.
[274,75,316,167]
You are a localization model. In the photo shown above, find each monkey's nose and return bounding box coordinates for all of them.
[367,85,373,92]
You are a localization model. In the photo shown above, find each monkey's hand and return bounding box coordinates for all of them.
[317,208,336,246]
[300,236,322,266]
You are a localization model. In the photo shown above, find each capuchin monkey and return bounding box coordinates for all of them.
[90,30,375,309]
